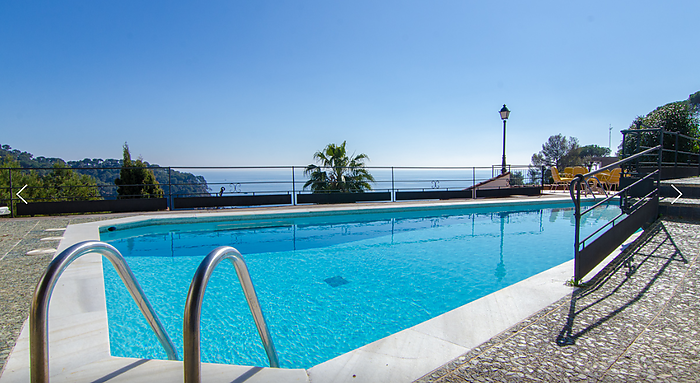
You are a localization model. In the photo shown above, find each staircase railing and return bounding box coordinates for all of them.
[570,146,661,281]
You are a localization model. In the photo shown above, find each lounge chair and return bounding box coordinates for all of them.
[604,168,621,191]
[551,167,574,190]
[586,170,611,191]
[563,167,574,178]
[572,166,587,176]
[594,170,611,186]
[596,170,611,184]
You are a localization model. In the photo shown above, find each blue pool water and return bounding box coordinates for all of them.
[101,201,621,369]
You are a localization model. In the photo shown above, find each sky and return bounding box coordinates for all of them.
[1,1,698,168]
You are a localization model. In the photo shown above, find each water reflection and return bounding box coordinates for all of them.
[495,212,507,282]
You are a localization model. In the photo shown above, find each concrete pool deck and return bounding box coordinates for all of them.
[416,216,700,382]
[1,194,698,381]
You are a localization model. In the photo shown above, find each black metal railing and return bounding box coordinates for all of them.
[621,125,700,178]
[0,164,542,217]
[570,146,661,281]
[571,125,700,281]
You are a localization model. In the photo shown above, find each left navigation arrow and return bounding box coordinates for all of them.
[16,184,28,204]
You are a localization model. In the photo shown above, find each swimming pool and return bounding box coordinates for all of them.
[100,200,621,369]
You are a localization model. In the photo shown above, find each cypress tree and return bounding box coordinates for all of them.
[115,143,164,199]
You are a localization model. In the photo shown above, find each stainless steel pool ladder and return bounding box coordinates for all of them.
[29,241,179,383]
[183,246,279,383]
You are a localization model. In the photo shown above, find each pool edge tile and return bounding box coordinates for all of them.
[307,329,467,383]
[307,261,575,383]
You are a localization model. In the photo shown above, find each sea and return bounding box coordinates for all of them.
[172,167,534,196]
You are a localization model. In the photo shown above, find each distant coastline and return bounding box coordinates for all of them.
[0,144,209,198]
[3,144,513,197]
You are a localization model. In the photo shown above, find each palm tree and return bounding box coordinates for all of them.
[304,141,375,193]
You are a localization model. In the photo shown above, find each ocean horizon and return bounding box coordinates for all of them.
[173,167,534,195]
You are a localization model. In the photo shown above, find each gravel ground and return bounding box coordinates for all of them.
[415,218,700,383]
[0,214,136,373]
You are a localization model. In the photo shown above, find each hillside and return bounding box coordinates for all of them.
[0,144,210,198]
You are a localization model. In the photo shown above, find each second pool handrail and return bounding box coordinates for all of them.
[183,246,279,383]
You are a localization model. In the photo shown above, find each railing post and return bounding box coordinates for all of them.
[168,167,172,210]
[674,132,678,168]
[541,165,546,188]
[391,167,395,202]
[572,175,583,281]
[658,128,664,176]
[658,131,664,191]
[9,168,14,218]
[472,167,476,199]
[291,166,296,205]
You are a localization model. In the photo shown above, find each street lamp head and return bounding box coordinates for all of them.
[499,104,510,120]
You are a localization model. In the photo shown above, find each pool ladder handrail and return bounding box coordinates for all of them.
[30,240,179,383]
[184,246,279,383]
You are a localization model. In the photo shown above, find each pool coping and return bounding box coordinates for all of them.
[1,195,601,383]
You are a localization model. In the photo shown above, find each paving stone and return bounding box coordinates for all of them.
[0,213,136,374]
[415,218,700,383]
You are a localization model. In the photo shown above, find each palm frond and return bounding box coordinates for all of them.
[304,141,374,193]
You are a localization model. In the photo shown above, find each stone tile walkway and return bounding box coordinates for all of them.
[415,218,700,382]
[660,176,700,186]
[0,214,134,373]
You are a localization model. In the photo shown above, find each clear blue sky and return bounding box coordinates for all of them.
[1,1,698,167]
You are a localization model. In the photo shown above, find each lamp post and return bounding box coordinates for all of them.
[499,104,510,174]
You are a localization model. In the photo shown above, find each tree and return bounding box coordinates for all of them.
[509,171,525,186]
[530,134,580,169]
[1,158,102,205]
[41,162,102,201]
[689,91,700,112]
[574,144,612,168]
[114,143,164,199]
[529,136,613,182]
[304,141,375,193]
[0,157,43,207]
[1,144,210,199]
[619,96,700,162]
[577,144,611,158]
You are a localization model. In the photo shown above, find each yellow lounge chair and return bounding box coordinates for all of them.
[572,166,587,176]
[551,167,574,190]
[588,170,611,190]
[604,168,621,191]
[596,170,611,184]
[563,167,574,178]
